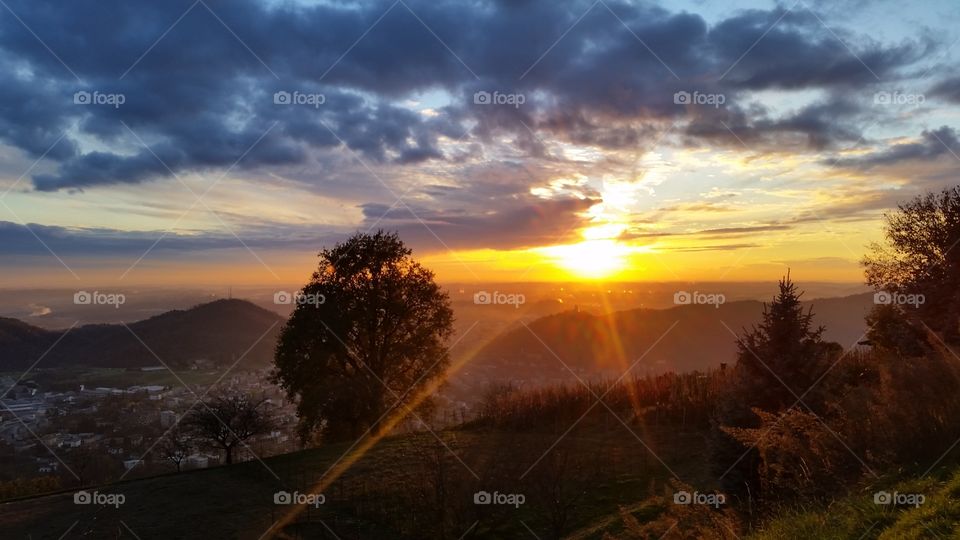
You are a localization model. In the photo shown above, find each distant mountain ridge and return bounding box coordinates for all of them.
[474,292,876,377]
[0,299,284,370]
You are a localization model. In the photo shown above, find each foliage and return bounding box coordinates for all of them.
[864,304,927,357]
[602,480,742,540]
[273,230,454,442]
[732,273,830,412]
[863,186,960,342]
[474,371,726,430]
[0,476,62,501]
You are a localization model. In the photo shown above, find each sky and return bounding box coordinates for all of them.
[1,0,959,287]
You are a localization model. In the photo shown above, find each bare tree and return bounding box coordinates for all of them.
[158,426,193,472]
[182,390,272,465]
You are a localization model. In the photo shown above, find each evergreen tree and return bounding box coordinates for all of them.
[734,272,827,411]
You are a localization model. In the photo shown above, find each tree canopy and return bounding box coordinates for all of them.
[863,186,960,342]
[273,230,455,442]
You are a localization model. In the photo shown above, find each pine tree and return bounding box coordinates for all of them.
[735,272,827,412]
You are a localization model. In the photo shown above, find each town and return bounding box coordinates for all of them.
[0,366,299,495]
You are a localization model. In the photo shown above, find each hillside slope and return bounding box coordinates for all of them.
[0,422,710,539]
[0,299,284,370]
[474,293,874,376]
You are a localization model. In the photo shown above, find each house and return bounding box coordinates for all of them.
[185,454,210,469]
[159,410,178,428]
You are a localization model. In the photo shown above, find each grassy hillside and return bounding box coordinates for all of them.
[0,416,716,539]
[751,465,960,539]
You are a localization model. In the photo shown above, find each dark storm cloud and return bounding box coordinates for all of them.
[827,126,960,170]
[684,96,867,150]
[929,76,960,103]
[708,8,929,89]
[0,0,932,191]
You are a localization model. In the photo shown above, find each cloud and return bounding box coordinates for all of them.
[827,126,960,170]
[0,220,334,257]
[359,196,596,251]
[0,0,933,192]
[666,243,761,252]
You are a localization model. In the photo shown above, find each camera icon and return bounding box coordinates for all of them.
[673,291,692,305]
[874,91,892,105]
[74,291,92,305]
[673,91,691,105]
[274,491,292,504]
[73,91,91,105]
[473,91,491,105]
[673,490,692,504]
[873,291,892,305]
[273,91,291,105]
[74,490,92,504]
[274,291,293,305]
[874,490,892,505]
[473,291,492,305]
[473,490,491,505]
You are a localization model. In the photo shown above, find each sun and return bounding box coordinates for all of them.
[540,239,631,279]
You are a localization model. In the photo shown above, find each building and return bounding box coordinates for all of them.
[159,410,178,428]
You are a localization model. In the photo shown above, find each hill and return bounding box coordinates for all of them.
[473,293,875,378]
[0,419,712,539]
[0,299,284,370]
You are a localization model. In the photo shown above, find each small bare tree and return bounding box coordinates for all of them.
[158,426,193,472]
[182,390,272,465]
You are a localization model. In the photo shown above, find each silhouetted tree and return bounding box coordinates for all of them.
[864,304,927,357]
[734,272,829,412]
[181,390,271,465]
[712,274,834,502]
[863,185,960,342]
[158,426,193,472]
[273,230,455,442]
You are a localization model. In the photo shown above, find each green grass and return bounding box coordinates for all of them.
[751,468,960,539]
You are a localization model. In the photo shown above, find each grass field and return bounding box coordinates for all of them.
[0,418,714,539]
[751,465,960,540]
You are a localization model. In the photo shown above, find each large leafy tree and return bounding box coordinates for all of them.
[273,231,454,442]
[863,186,960,342]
